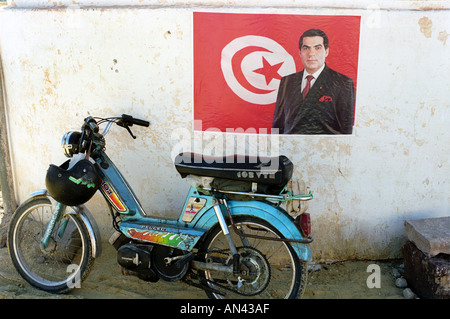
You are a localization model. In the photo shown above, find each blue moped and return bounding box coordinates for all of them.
[7,114,313,299]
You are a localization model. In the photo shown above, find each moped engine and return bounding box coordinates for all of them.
[111,232,191,283]
[116,243,159,282]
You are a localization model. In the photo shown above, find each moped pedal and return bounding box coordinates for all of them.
[175,252,195,268]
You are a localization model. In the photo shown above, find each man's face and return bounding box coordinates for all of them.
[300,36,329,74]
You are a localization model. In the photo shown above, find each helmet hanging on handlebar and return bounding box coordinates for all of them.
[45,159,100,206]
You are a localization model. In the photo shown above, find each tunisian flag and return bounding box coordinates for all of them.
[193,12,361,132]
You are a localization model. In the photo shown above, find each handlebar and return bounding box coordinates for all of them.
[72,114,150,159]
[81,114,150,144]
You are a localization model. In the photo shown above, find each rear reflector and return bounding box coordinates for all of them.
[298,213,311,237]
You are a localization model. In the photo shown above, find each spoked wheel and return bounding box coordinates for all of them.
[197,216,307,299]
[7,196,94,293]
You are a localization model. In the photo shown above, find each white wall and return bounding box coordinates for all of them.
[1,0,449,261]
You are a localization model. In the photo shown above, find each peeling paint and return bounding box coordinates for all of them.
[418,16,433,38]
[438,30,448,45]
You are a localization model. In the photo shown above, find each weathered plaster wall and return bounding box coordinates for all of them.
[1,0,449,261]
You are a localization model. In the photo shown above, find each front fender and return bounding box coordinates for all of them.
[65,206,102,258]
[28,190,102,258]
[193,200,312,262]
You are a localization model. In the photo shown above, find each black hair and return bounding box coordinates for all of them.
[299,29,329,50]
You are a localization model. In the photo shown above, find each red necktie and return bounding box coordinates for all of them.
[302,75,314,101]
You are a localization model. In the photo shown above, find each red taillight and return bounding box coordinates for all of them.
[298,213,311,237]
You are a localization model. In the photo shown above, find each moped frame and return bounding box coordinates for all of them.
[94,150,313,262]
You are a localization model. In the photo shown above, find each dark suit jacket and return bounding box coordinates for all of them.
[272,64,355,134]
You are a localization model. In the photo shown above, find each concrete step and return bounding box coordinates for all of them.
[404,216,450,257]
[403,216,449,299]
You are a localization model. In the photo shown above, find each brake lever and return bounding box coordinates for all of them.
[116,120,136,139]
[125,125,136,139]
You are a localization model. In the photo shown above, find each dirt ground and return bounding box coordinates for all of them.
[0,243,405,299]
[0,190,406,300]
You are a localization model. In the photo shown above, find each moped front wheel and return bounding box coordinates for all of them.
[197,216,308,299]
[7,196,94,294]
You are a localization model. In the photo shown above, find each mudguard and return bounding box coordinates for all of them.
[193,200,312,262]
[28,190,103,258]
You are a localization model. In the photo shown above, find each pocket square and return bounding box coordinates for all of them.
[319,95,333,102]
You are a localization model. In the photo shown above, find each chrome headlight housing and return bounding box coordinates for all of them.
[61,131,82,157]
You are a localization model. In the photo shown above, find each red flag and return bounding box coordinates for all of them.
[193,12,360,132]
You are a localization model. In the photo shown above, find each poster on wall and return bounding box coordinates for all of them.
[193,12,361,135]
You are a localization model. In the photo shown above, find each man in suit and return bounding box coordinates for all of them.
[272,29,355,134]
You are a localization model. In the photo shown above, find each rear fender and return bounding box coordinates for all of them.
[194,200,312,262]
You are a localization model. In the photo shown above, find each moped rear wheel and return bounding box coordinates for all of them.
[7,196,94,294]
[198,216,307,299]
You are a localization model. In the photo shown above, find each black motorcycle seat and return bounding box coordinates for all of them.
[174,152,293,187]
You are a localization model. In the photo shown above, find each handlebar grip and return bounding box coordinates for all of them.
[85,116,99,133]
[132,118,150,127]
[122,114,150,127]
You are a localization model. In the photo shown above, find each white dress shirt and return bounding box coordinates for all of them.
[301,64,326,93]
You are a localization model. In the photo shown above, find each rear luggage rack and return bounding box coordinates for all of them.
[202,185,313,202]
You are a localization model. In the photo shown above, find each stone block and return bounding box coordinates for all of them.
[402,241,449,299]
[404,216,450,257]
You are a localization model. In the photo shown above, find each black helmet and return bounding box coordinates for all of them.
[45,159,100,206]
[62,131,82,157]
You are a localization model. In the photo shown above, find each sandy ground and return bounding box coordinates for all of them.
[0,243,405,299]
[0,190,405,300]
